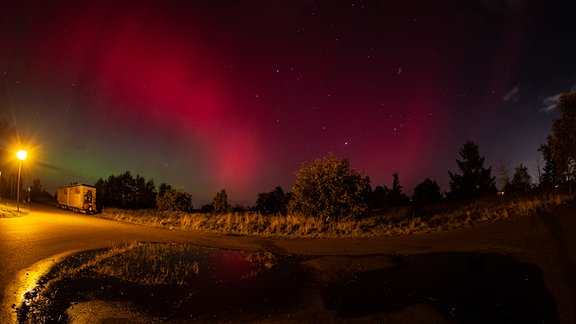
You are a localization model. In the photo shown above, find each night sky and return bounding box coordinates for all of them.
[1,1,575,205]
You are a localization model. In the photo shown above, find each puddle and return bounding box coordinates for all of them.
[316,253,558,322]
[15,246,558,323]
[15,243,299,323]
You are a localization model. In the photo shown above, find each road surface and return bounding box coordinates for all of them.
[1,203,575,322]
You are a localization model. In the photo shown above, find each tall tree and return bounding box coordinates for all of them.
[505,164,532,193]
[495,160,511,191]
[546,92,576,184]
[30,179,42,199]
[412,178,442,207]
[0,119,16,199]
[538,144,559,187]
[389,173,410,207]
[213,189,231,214]
[158,183,172,198]
[368,185,388,209]
[448,140,496,200]
[95,172,158,209]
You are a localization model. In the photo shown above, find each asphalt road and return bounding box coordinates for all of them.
[0,203,267,323]
[1,203,575,322]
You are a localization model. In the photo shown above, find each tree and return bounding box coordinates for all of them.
[0,119,16,199]
[368,185,388,209]
[30,179,42,200]
[505,164,532,193]
[213,189,231,214]
[545,92,576,185]
[256,186,290,215]
[200,203,214,213]
[448,140,496,200]
[143,179,158,209]
[538,144,559,187]
[389,173,410,207]
[495,160,511,191]
[412,178,442,207]
[95,172,158,209]
[94,178,106,210]
[288,153,371,221]
[156,188,193,212]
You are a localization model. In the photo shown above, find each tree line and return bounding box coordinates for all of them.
[88,136,529,218]
[3,92,574,220]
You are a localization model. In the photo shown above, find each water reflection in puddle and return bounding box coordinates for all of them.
[16,243,298,323]
[318,253,558,322]
[17,245,558,323]
[88,243,276,285]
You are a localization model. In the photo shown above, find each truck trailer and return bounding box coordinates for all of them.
[57,184,97,214]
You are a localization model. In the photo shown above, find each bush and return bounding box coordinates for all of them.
[156,188,193,212]
[288,153,371,221]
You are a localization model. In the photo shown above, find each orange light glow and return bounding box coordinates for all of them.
[16,150,27,161]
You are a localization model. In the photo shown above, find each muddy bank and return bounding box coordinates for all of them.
[15,243,557,323]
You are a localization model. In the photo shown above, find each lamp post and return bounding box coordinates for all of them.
[16,150,27,212]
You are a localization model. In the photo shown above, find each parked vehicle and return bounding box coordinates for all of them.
[57,184,97,214]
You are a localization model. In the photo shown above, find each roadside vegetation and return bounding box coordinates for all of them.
[99,188,572,238]
[3,92,575,238]
[0,202,29,218]
[97,90,576,238]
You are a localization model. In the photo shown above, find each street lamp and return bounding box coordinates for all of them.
[16,150,27,212]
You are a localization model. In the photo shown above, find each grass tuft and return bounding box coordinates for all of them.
[99,189,574,238]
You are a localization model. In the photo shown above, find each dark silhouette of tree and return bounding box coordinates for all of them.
[143,178,157,209]
[368,185,388,209]
[412,178,442,207]
[158,183,172,198]
[538,144,559,187]
[0,119,17,199]
[30,179,42,200]
[448,140,496,200]
[95,172,158,209]
[389,172,410,207]
[504,164,532,193]
[545,92,576,189]
[0,174,8,199]
[117,171,135,208]
[213,189,231,214]
[132,175,157,209]
[156,188,193,212]
[200,203,214,213]
[94,178,106,211]
[495,160,511,191]
[256,186,290,215]
[288,153,371,221]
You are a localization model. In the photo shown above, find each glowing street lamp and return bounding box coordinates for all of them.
[16,150,27,212]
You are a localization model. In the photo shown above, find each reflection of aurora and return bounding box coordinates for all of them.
[89,243,276,285]
[16,249,557,322]
[14,243,279,322]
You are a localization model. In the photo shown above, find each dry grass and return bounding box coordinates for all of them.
[99,190,573,238]
[16,242,278,322]
[31,242,277,288]
[0,202,30,217]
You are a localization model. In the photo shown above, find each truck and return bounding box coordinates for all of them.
[57,184,97,214]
